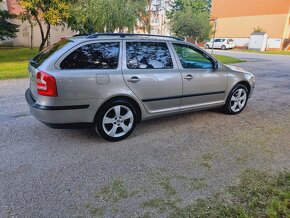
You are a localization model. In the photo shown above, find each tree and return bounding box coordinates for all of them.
[171,9,210,42]
[167,0,211,18]
[168,0,211,42]
[0,0,19,41]
[18,0,71,51]
[68,0,147,34]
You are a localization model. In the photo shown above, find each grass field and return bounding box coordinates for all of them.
[214,54,245,64]
[233,49,290,56]
[0,47,244,80]
[0,48,38,80]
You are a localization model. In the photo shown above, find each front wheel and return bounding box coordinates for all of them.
[95,100,137,141]
[205,44,210,49]
[221,45,226,50]
[223,84,248,115]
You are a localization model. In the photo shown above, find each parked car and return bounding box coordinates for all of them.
[205,38,235,50]
[25,33,255,141]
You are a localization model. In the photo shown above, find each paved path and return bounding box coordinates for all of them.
[0,52,289,217]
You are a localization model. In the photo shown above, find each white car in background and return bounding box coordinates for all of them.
[205,38,235,50]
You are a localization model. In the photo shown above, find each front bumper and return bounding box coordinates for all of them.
[25,89,95,124]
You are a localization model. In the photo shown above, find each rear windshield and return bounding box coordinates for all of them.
[31,39,71,68]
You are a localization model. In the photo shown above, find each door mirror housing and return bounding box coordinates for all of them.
[213,60,219,69]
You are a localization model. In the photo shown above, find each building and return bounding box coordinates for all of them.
[0,0,76,48]
[135,0,173,36]
[211,0,290,50]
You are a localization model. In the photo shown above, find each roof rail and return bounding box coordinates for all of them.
[86,33,183,41]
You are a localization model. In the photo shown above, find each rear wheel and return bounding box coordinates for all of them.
[95,99,137,141]
[223,84,248,115]
[221,45,226,50]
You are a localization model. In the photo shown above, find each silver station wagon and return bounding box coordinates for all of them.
[25,33,255,141]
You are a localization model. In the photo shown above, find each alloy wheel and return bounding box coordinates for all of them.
[102,105,134,138]
[230,88,247,112]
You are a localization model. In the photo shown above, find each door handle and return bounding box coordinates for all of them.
[127,76,140,83]
[184,74,193,80]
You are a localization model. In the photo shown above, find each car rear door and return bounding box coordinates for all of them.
[171,43,228,109]
[122,40,182,114]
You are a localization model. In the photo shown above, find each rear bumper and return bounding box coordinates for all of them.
[25,88,96,125]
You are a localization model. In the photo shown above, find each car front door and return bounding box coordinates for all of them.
[171,43,228,109]
[213,39,221,48]
[122,41,182,114]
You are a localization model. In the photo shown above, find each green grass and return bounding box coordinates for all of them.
[0,47,244,80]
[0,47,38,80]
[233,49,290,56]
[214,54,245,64]
[140,170,290,218]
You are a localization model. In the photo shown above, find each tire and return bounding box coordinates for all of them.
[223,84,248,115]
[221,45,226,50]
[205,44,210,49]
[95,99,138,141]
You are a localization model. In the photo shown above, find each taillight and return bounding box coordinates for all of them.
[36,71,58,97]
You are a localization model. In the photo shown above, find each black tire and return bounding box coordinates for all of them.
[95,99,138,141]
[205,44,210,49]
[223,84,248,115]
[221,45,226,50]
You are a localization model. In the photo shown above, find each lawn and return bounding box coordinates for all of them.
[0,48,38,80]
[0,47,244,80]
[213,54,245,64]
[233,49,290,56]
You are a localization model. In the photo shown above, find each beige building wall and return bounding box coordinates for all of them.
[0,19,77,48]
[215,14,289,38]
[211,0,290,50]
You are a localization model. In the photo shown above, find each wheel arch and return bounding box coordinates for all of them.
[226,80,251,100]
[237,81,251,94]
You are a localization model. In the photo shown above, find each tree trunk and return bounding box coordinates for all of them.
[39,23,50,51]
[147,0,151,34]
[28,16,33,49]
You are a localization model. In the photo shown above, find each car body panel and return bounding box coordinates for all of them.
[121,40,183,114]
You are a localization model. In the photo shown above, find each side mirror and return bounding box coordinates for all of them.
[213,60,219,69]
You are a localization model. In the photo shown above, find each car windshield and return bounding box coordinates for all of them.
[31,39,71,68]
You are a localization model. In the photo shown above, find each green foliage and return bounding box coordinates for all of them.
[253,26,265,33]
[169,0,211,41]
[68,0,146,34]
[171,10,211,41]
[0,0,19,40]
[18,0,71,51]
[167,0,211,19]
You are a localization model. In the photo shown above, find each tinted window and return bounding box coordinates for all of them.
[173,44,213,69]
[60,42,120,69]
[126,42,173,69]
[214,39,220,42]
[32,39,71,68]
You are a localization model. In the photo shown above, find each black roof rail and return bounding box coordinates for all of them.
[86,33,183,41]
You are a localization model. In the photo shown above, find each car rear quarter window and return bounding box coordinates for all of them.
[126,41,173,69]
[60,42,120,69]
[173,43,213,69]
[31,39,71,68]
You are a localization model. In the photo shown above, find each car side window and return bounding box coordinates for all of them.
[173,43,213,69]
[60,42,120,69]
[126,41,173,69]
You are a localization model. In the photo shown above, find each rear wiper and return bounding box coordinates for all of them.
[29,59,38,67]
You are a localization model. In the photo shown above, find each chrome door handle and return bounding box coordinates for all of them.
[127,76,140,83]
[184,74,193,80]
